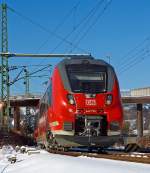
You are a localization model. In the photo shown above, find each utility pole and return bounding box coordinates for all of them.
[0,3,10,130]
[24,68,30,96]
[24,67,30,133]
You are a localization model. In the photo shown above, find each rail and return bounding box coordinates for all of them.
[48,149,150,164]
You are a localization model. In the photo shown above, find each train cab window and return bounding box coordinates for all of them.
[66,64,107,93]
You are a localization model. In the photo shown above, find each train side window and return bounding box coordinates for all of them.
[48,83,52,106]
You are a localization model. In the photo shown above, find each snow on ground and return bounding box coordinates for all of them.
[0,146,150,173]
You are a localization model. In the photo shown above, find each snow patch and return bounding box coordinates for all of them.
[0,147,150,173]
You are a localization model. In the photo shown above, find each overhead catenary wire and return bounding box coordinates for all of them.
[69,0,113,53]
[31,0,104,70]
[116,36,150,74]
[12,1,81,74]
[6,1,106,74]
[11,80,25,94]
[35,1,81,53]
[7,6,88,53]
[117,47,150,72]
[119,52,150,74]
[7,2,80,76]
[117,38,150,72]
[10,65,51,85]
[11,73,49,95]
[117,37,150,67]
[29,75,49,78]
[9,64,51,86]
[50,0,105,53]
[8,64,52,71]
[10,67,24,84]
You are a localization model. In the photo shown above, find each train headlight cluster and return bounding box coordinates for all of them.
[106,94,113,105]
[67,94,75,105]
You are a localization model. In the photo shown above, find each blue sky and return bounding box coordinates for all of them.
[1,0,150,95]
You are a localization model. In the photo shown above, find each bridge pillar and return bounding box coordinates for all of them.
[137,103,143,138]
[14,106,20,130]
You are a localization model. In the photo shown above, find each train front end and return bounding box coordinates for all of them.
[51,57,123,147]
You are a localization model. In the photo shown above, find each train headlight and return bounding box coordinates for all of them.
[67,94,75,105]
[106,94,113,105]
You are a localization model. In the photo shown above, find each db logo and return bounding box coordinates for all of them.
[85,99,96,106]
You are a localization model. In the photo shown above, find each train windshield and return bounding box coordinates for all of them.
[66,64,107,93]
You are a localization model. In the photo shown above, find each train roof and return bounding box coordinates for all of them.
[57,56,113,69]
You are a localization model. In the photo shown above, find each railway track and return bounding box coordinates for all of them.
[48,149,150,164]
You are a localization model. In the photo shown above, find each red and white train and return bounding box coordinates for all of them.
[34,56,123,149]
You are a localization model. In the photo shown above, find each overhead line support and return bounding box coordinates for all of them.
[0,3,10,130]
[0,53,91,58]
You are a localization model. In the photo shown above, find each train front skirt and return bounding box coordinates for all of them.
[54,135,122,148]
